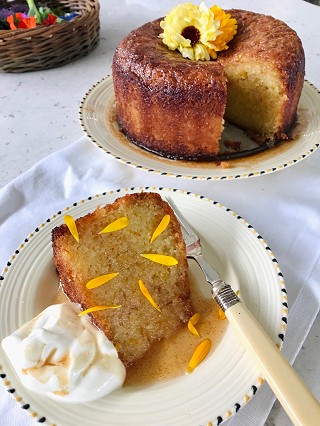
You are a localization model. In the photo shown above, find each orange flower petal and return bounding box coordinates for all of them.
[186,338,212,374]
[98,217,129,234]
[17,16,37,29]
[150,215,170,242]
[139,279,161,312]
[86,273,119,289]
[218,308,226,320]
[7,15,17,30]
[140,253,178,266]
[188,312,201,337]
[78,305,121,317]
[64,214,79,242]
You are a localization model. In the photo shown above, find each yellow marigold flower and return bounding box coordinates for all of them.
[160,2,221,61]
[159,2,237,61]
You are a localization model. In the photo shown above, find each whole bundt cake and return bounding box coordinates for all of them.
[112,9,305,160]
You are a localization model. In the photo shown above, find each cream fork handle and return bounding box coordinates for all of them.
[225,302,320,426]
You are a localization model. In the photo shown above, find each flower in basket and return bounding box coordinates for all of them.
[159,2,237,61]
[0,0,78,30]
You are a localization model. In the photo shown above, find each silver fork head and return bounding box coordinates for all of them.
[164,195,240,310]
[164,196,202,257]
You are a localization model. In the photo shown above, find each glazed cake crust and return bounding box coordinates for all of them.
[112,18,227,160]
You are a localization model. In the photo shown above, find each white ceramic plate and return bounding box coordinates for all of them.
[0,188,287,426]
[79,76,320,180]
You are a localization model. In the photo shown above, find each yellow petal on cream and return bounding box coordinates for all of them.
[86,273,119,289]
[98,217,129,234]
[188,312,201,337]
[186,338,212,374]
[139,279,161,312]
[64,214,79,242]
[78,305,121,317]
[218,308,226,320]
[150,214,170,242]
[140,253,178,266]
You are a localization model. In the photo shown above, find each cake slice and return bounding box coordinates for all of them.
[52,192,193,367]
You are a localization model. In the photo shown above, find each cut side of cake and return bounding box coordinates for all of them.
[219,10,305,144]
[112,9,305,160]
[52,192,193,367]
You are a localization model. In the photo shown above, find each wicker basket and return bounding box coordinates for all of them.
[0,0,100,72]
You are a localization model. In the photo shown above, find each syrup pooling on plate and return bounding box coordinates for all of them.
[125,275,227,386]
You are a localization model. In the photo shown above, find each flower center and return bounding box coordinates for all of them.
[181,26,200,46]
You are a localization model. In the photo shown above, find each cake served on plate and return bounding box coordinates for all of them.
[52,192,193,367]
[112,3,305,160]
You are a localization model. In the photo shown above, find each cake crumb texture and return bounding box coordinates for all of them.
[52,192,193,366]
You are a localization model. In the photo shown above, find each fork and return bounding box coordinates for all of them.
[165,196,320,426]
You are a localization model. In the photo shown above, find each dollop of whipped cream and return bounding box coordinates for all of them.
[1,303,126,403]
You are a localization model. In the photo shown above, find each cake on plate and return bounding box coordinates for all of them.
[52,192,193,367]
[112,5,305,160]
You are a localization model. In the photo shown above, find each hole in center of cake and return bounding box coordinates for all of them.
[181,26,200,46]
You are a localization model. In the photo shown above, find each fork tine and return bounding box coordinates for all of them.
[164,196,198,238]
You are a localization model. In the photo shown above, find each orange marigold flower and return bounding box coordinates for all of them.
[208,6,237,58]
[17,16,37,29]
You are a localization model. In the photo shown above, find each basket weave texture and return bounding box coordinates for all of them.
[0,0,100,72]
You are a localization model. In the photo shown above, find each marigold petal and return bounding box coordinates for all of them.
[188,322,200,337]
[17,16,37,29]
[64,214,79,242]
[150,214,170,242]
[7,15,17,30]
[188,313,201,337]
[218,308,226,320]
[86,273,119,289]
[140,253,178,266]
[139,279,161,312]
[78,305,121,316]
[186,338,212,374]
[99,217,129,234]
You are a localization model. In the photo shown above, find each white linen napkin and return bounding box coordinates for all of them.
[0,136,319,426]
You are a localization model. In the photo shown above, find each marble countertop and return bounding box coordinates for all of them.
[1,1,319,425]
